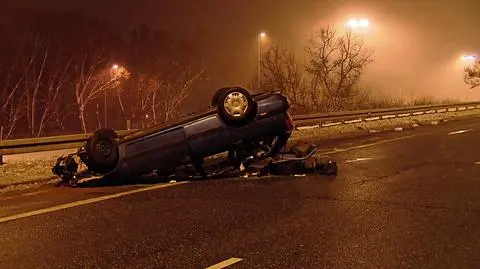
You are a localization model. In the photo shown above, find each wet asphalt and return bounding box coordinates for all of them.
[1,116,480,268]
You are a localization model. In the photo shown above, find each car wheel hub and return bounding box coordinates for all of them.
[224,92,248,117]
[95,141,112,156]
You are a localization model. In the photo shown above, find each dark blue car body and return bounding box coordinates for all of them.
[52,90,294,183]
[106,91,293,178]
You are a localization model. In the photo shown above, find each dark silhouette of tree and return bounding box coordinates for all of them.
[464,60,480,89]
[0,9,205,138]
[260,45,310,113]
[260,26,373,113]
[122,25,205,128]
[305,25,374,111]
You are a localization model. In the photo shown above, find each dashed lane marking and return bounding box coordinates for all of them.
[205,258,243,269]
[319,133,423,155]
[448,129,473,135]
[345,157,373,163]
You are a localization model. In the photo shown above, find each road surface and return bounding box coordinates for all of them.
[1,116,480,268]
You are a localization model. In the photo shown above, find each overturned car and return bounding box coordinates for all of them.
[53,87,336,185]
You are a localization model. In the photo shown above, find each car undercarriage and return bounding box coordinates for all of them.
[53,137,337,186]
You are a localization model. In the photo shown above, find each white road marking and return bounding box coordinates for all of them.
[0,182,187,224]
[448,129,473,135]
[297,125,320,130]
[319,133,421,155]
[345,157,373,163]
[20,190,51,197]
[205,258,243,269]
[319,128,465,156]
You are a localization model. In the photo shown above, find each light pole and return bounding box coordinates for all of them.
[257,32,266,89]
[105,64,120,128]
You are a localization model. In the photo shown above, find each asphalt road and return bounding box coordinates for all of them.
[1,116,480,268]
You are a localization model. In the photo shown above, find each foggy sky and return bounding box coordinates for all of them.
[12,0,480,101]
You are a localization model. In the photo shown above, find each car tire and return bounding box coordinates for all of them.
[216,87,257,126]
[84,128,119,174]
[211,87,230,107]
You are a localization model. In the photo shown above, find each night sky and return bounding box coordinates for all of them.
[10,0,480,100]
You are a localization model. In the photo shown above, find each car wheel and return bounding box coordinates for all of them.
[84,128,119,174]
[211,87,230,107]
[216,87,257,126]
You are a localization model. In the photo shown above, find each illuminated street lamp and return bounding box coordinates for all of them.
[460,55,478,72]
[258,32,266,89]
[461,55,477,62]
[345,18,370,29]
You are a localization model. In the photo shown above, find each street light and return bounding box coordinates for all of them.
[460,55,478,71]
[345,18,370,29]
[461,55,477,62]
[258,32,266,89]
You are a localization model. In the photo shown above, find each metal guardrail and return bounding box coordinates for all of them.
[0,130,134,156]
[1,101,480,157]
[291,101,480,127]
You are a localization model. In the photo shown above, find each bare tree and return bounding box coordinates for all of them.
[153,61,205,123]
[464,61,480,89]
[35,53,72,137]
[261,45,310,113]
[123,26,207,127]
[123,74,155,128]
[134,63,205,126]
[0,91,27,140]
[0,28,38,139]
[23,33,48,136]
[305,25,374,111]
[0,69,26,140]
[72,47,129,133]
[110,65,131,121]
